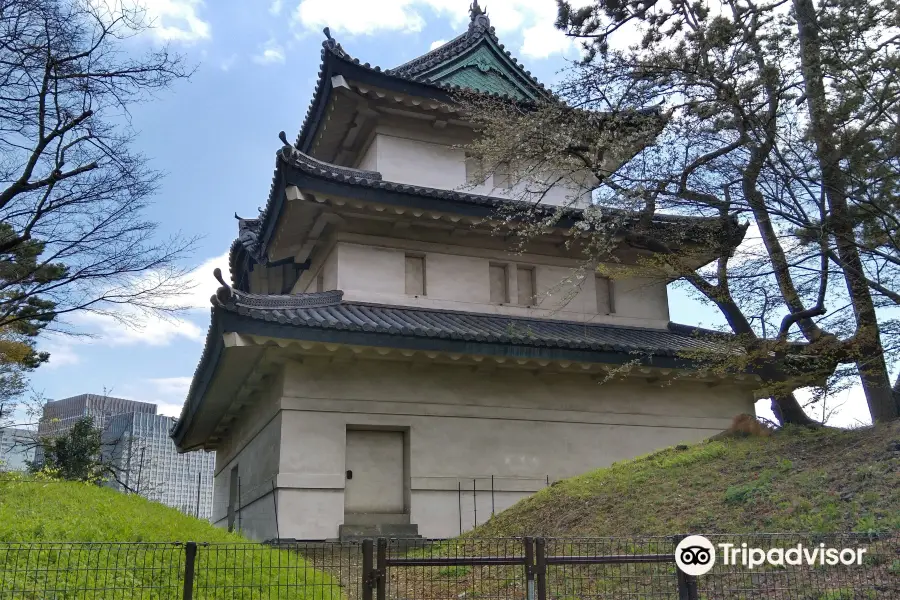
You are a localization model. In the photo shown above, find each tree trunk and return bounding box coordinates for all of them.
[771,393,818,427]
[792,0,899,422]
[706,283,819,426]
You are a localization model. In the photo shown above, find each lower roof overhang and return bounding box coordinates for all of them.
[172,307,763,452]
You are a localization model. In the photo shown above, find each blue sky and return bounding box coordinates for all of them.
[25,0,874,427]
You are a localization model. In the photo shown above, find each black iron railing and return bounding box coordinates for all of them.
[0,534,895,599]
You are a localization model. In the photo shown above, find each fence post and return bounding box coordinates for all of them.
[458,481,462,535]
[491,475,495,516]
[673,535,699,600]
[534,537,547,600]
[376,537,387,600]
[676,569,698,600]
[524,537,535,600]
[362,539,374,600]
[182,542,197,600]
[473,479,477,527]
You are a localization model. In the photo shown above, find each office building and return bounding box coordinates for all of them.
[104,412,215,520]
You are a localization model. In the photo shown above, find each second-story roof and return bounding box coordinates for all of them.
[227,141,748,290]
[171,272,748,450]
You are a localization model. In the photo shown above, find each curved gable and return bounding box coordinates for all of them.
[416,40,543,101]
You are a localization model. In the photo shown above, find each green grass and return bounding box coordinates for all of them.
[390,423,900,600]
[471,421,900,537]
[0,474,339,599]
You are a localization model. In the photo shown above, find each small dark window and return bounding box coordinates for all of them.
[489,264,508,303]
[516,266,536,306]
[465,154,484,184]
[495,162,513,189]
[596,276,615,315]
[405,255,426,296]
[282,263,301,294]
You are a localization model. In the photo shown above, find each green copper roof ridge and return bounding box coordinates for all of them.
[389,1,551,100]
[418,37,543,101]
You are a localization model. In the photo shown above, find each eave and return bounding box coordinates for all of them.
[297,45,461,155]
[171,286,762,452]
[227,144,747,291]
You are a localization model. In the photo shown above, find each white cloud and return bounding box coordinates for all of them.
[254,38,287,64]
[146,377,193,415]
[37,252,229,356]
[430,39,448,50]
[520,23,574,59]
[70,310,205,347]
[269,0,284,15]
[156,402,186,417]
[149,377,193,397]
[163,251,232,312]
[294,0,428,36]
[139,0,211,42]
[219,54,238,71]
[290,0,582,59]
[39,338,83,370]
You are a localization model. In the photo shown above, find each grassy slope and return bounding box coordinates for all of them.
[0,476,338,599]
[475,421,900,537]
[0,476,243,542]
[387,424,900,600]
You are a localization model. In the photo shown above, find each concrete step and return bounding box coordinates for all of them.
[338,523,422,541]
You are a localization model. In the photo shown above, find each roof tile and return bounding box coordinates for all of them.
[212,287,729,358]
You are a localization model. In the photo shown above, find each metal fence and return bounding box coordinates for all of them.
[0,541,356,599]
[0,534,896,599]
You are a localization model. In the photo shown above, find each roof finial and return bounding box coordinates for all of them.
[211,268,234,307]
[468,1,490,34]
[322,27,345,55]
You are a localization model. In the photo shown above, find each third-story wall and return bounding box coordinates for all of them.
[355,120,594,207]
[301,240,670,326]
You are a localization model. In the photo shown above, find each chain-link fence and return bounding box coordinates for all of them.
[0,534,896,599]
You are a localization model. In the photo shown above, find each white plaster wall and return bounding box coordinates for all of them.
[332,241,669,325]
[269,358,755,540]
[211,375,283,541]
[357,137,378,172]
[337,243,405,296]
[368,130,591,207]
[422,252,489,303]
[375,134,465,191]
[612,277,671,321]
[319,245,339,292]
[533,265,595,313]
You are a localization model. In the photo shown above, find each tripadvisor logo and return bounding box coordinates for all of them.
[675,535,868,576]
[675,536,716,576]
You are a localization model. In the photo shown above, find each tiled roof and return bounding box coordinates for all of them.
[389,5,551,101]
[295,2,575,152]
[275,142,735,223]
[172,272,738,449]
[226,143,747,289]
[211,282,727,358]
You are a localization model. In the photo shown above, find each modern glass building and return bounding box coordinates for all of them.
[35,394,158,467]
[36,394,216,520]
[103,412,215,520]
[0,427,35,471]
[38,394,158,434]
